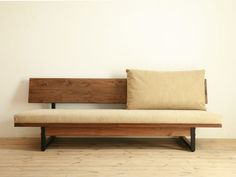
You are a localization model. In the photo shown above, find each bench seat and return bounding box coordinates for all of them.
[14,109,221,126]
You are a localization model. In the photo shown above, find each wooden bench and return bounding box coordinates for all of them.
[14,78,222,152]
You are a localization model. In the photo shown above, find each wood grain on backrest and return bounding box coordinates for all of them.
[29,78,208,104]
[28,78,127,103]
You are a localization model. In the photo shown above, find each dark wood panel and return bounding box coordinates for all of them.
[29,78,127,103]
[45,127,190,136]
[15,123,222,128]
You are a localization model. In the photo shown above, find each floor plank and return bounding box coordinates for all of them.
[0,138,235,177]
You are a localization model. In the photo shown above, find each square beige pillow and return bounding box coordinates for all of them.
[126,69,206,110]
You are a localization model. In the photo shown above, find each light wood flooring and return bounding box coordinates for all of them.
[0,138,236,177]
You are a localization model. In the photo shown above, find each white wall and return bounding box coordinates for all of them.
[0,0,235,138]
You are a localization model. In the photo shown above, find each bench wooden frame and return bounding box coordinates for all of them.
[15,78,221,152]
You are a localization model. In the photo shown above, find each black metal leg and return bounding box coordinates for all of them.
[41,127,56,151]
[190,127,196,151]
[51,103,56,109]
[179,127,196,152]
[41,127,46,151]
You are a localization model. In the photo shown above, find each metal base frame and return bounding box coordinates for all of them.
[179,127,196,152]
[40,127,196,152]
[41,127,56,151]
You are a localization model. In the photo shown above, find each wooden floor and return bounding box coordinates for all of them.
[0,138,236,177]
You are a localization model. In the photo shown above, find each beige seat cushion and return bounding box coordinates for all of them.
[127,69,206,110]
[14,109,221,124]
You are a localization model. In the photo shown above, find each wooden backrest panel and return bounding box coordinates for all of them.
[29,78,127,103]
[29,78,208,104]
